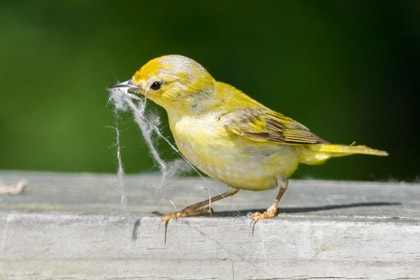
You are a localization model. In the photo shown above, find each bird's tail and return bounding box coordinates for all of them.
[314,144,388,156]
[299,144,388,165]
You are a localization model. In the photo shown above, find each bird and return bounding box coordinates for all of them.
[108,54,388,224]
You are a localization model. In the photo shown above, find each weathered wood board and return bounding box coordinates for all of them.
[0,171,419,279]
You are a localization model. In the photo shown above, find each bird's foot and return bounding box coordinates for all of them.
[251,204,278,224]
[161,206,211,224]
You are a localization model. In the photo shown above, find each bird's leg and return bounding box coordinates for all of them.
[161,186,239,223]
[251,175,288,223]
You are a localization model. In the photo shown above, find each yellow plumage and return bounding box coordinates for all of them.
[109,54,387,223]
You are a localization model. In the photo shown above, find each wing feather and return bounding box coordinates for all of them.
[219,107,327,144]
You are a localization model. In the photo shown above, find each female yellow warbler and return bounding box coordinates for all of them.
[109,55,387,224]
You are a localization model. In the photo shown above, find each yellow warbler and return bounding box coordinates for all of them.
[108,55,387,224]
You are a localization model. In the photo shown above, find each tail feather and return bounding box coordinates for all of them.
[316,144,388,157]
[300,144,388,165]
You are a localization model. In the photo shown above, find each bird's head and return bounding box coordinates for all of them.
[109,55,216,113]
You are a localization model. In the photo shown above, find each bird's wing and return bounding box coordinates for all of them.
[219,107,328,144]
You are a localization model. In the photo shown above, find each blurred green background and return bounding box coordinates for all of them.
[0,1,419,181]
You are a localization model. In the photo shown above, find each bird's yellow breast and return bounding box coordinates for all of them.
[169,112,300,191]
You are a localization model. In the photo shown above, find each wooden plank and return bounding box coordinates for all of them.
[0,170,419,279]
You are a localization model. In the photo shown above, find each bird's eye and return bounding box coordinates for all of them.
[150,81,161,90]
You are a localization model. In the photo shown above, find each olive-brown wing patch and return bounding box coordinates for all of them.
[220,108,327,144]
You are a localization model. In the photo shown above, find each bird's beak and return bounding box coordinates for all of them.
[107,79,140,93]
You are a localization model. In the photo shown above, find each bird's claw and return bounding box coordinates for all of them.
[251,211,269,224]
[161,213,177,224]
[160,211,184,226]
[251,206,278,224]
[160,206,212,226]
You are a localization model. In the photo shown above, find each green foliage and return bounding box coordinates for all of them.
[0,1,419,180]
